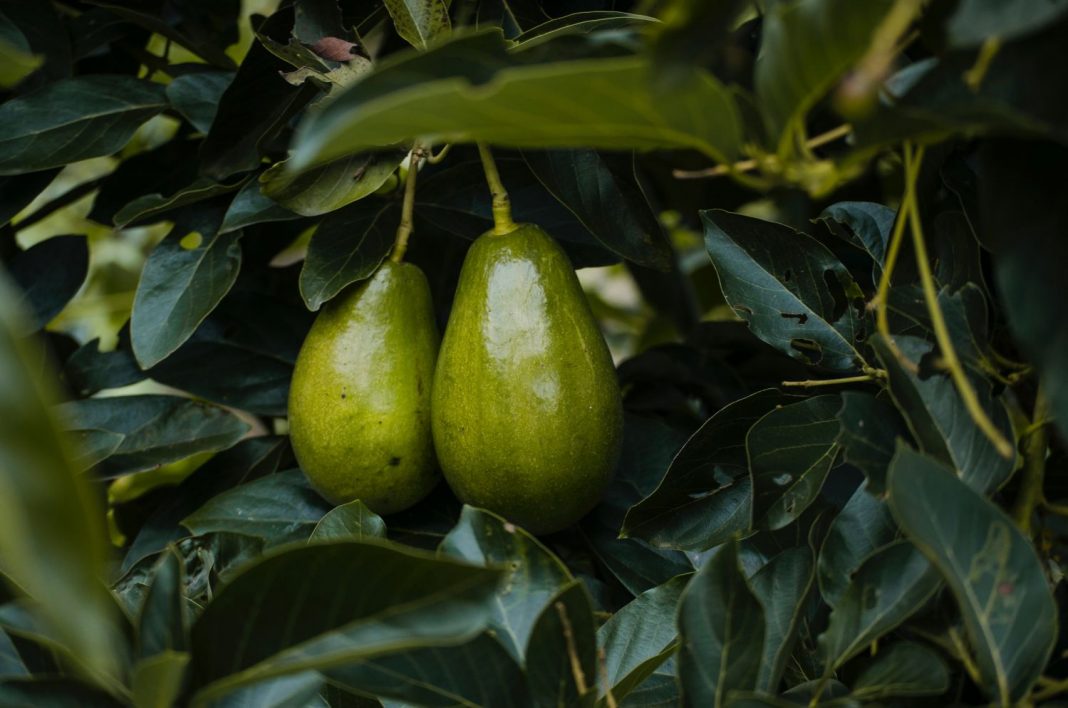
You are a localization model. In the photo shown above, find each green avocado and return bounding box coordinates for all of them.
[288,260,439,514]
[432,224,623,534]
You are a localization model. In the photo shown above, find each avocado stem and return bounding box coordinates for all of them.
[476,142,517,235]
[390,143,423,263]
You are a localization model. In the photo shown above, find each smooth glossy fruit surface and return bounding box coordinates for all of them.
[432,224,623,534]
[289,260,439,513]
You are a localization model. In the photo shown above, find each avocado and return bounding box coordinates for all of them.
[288,260,439,514]
[432,224,623,534]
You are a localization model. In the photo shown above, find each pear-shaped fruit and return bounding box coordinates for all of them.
[432,224,623,534]
[288,260,439,514]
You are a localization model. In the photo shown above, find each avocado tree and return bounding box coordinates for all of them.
[1,0,1067,705]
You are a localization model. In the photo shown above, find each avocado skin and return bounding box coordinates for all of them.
[289,260,439,514]
[432,224,623,534]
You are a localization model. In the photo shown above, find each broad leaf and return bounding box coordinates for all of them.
[219,179,300,235]
[750,547,815,691]
[677,539,764,707]
[56,394,250,478]
[203,671,322,708]
[887,446,1057,704]
[598,574,689,701]
[851,640,950,701]
[702,210,865,372]
[290,31,743,171]
[310,501,387,541]
[131,651,191,708]
[835,391,910,494]
[7,235,88,333]
[299,200,398,311]
[0,75,167,175]
[0,275,121,681]
[439,507,571,661]
[166,71,233,134]
[85,0,238,68]
[817,484,897,608]
[131,217,243,368]
[183,470,333,547]
[189,540,502,701]
[818,540,941,671]
[945,0,1068,47]
[260,151,405,217]
[624,391,788,551]
[525,581,597,708]
[137,548,188,658]
[113,177,244,228]
[384,0,451,49]
[0,677,124,707]
[748,395,841,530]
[815,201,895,284]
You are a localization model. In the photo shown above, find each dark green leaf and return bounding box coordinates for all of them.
[131,219,242,368]
[261,151,404,217]
[677,539,764,707]
[851,640,949,700]
[290,31,743,172]
[204,670,323,708]
[835,391,910,494]
[165,71,234,133]
[0,678,124,707]
[887,445,1057,704]
[311,501,386,541]
[624,390,788,551]
[131,651,190,708]
[56,394,250,478]
[944,0,1068,47]
[871,334,1015,493]
[817,483,898,608]
[0,35,41,89]
[384,0,451,49]
[299,200,398,311]
[0,274,121,680]
[815,201,895,285]
[85,0,238,67]
[325,632,528,708]
[0,76,167,176]
[0,629,28,678]
[293,0,346,43]
[219,179,300,235]
[64,338,143,397]
[818,540,941,671]
[183,470,332,547]
[439,506,571,661]
[137,547,188,659]
[522,149,670,269]
[702,210,865,372]
[7,235,88,333]
[619,669,677,707]
[755,0,895,151]
[749,395,841,530]
[750,547,814,691]
[0,170,58,228]
[0,0,70,83]
[599,574,688,701]
[526,581,597,708]
[513,11,653,47]
[189,540,503,700]
[114,177,245,228]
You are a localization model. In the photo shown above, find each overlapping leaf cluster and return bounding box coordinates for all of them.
[2,0,1067,706]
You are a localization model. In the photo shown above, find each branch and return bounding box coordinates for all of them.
[673,124,852,179]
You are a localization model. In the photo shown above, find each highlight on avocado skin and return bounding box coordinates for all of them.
[288,260,440,515]
[432,223,624,535]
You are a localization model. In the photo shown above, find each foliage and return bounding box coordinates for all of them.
[1,0,1067,706]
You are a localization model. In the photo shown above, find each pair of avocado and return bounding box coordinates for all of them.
[288,224,623,535]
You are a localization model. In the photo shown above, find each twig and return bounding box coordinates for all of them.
[673,124,852,179]
[476,142,517,235]
[1012,389,1050,536]
[389,144,423,263]
[781,373,881,388]
[426,144,451,164]
[555,601,589,697]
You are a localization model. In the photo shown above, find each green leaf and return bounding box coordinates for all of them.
[755,0,895,152]
[131,219,243,368]
[114,177,245,228]
[324,632,528,707]
[677,539,764,707]
[384,0,451,49]
[7,235,89,333]
[0,169,58,228]
[311,501,387,541]
[750,547,815,691]
[261,151,405,217]
[183,470,333,547]
[871,334,1015,493]
[513,11,654,48]
[0,37,41,88]
[748,395,841,530]
[439,506,571,661]
[702,210,865,372]
[887,445,1057,704]
[850,640,949,701]
[526,581,597,708]
[619,669,678,707]
[189,540,503,701]
[522,149,671,269]
[598,574,689,701]
[204,671,323,708]
[165,71,233,134]
[817,483,898,608]
[0,628,28,678]
[56,395,250,478]
[137,548,189,659]
[131,651,190,708]
[0,75,167,176]
[815,201,895,285]
[299,201,398,311]
[0,275,121,681]
[624,390,788,551]
[945,0,1068,47]
[834,391,910,494]
[818,540,941,671]
[0,677,125,707]
[290,31,743,172]
[219,179,300,235]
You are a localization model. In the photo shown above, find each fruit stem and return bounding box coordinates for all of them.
[1011,388,1050,536]
[390,144,423,263]
[476,142,517,235]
